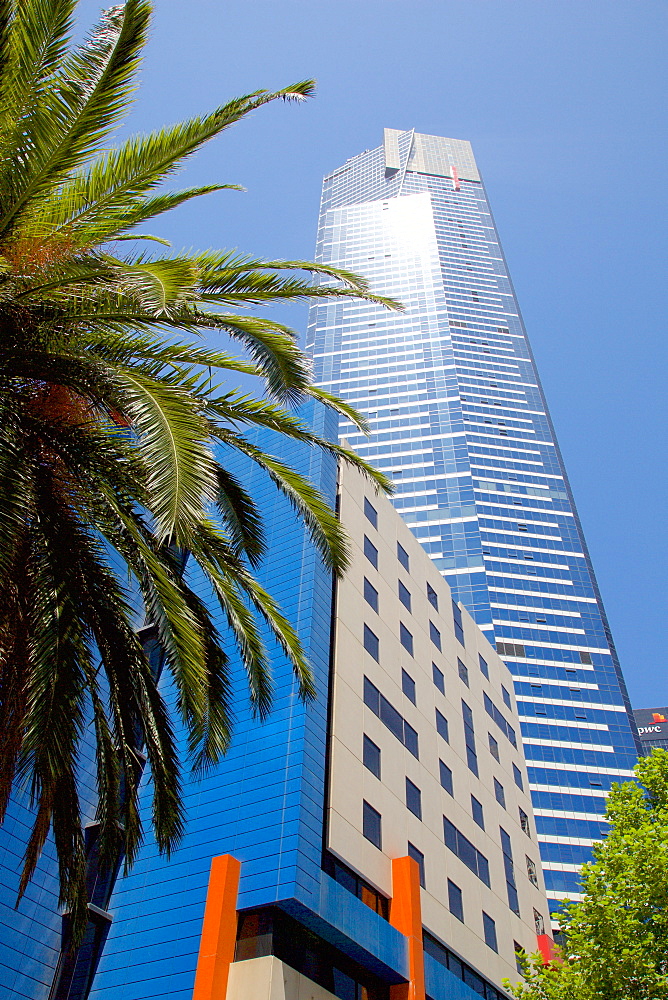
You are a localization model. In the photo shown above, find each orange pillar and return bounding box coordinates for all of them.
[389,856,426,1000]
[192,854,241,1000]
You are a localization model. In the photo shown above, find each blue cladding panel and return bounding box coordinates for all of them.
[90,401,339,1000]
[424,953,490,1000]
[0,730,98,998]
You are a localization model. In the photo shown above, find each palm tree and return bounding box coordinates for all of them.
[0,0,395,932]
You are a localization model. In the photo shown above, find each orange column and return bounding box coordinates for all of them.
[192,854,241,1000]
[389,856,426,1000]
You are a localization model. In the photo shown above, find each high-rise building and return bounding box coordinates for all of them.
[307,129,640,915]
[28,404,551,1000]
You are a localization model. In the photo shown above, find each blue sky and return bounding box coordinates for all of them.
[77,0,667,707]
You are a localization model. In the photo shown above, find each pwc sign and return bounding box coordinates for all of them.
[634,707,668,741]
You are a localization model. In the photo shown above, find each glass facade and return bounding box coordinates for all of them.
[307,129,640,914]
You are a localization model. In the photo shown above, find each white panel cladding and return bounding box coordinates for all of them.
[327,461,551,989]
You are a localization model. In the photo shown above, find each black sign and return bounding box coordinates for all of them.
[633,707,668,742]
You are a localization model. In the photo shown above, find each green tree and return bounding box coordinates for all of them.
[0,0,395,930]
[505,749,668,1000]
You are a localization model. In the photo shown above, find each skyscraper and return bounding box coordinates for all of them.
[307,128,640,915]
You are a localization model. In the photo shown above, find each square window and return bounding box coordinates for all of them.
[364,577,378,613]
[400,623,414,656]
[363,735,381,779]
[479,654,489,679]
[447,879,464,922]
[364,624,379,662]
[432,662,445,695]
[502,685,512,709]
[426,582,439,611]
[580,651,592,664]
[513,763,524,791]
[429,621,442,651]
[494,778,506,809]
[405,778,422,820]
[364,535,378,569]
[364,497,378,529]
[483,912,498,952]
[471,795,485,830]
[439,760,453,796]
[398,580,412,612]
[397,541,409,571]
[363,801,382,849]
[436,709,449,742]
[458,659,469,687]
[407,843,425,888]
[402,669,416,705]
[488,733,500,761]
[519,808,531,837]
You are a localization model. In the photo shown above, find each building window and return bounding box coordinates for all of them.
[443,817,490,886]
[514,941,526,975]
[397,541,409,571]
[363,735,380,779]
[364,535,378,569]
[500,828,519,915]
[426,582,438,611]
[364,497,378,528]
[436,709,449,742]
[364,577,378,613]
[402,669,416,705]
[513,763,524,791]
[363,801,382,849]
[580,651,593,664]
[479,654,489,679]
[429,621,442,651]
[526,856,539,887]
[483,913,498,952]
[432,662,445,695]
[502,685,512,709]
[364,677,419,759]
[496,641,525,658]
[488,733,500,762]
[439,760,453,796]
[400,623,414,656]
[471,795,485,830]
[452,600,465,646]
[364,624,379,661]
[458,659,469,686]
[494,778,506,809]
[406,778,422,820]
[534,909,545,936]
[398,580,412,612]
[483,691,517,747]
[407,843,425,888]
[519,808,531,837]
[447,880,464,922]
[462,700,478,777]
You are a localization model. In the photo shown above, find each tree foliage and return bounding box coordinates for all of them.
[505,750,668,1000]
[0,0,396,931]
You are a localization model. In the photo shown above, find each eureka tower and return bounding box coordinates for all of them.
[307,128,640,916]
